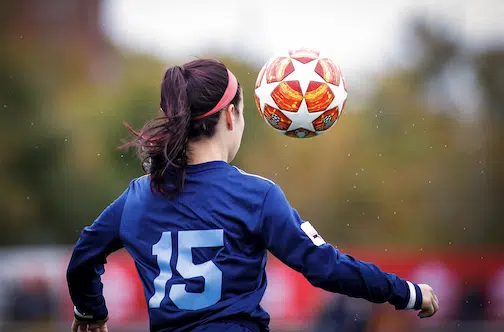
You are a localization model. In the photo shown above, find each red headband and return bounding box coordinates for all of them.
[191,69,238,120]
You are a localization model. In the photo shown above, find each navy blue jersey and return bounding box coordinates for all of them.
[67,161,422,332]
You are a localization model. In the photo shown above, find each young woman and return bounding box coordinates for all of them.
[67,58,439,332]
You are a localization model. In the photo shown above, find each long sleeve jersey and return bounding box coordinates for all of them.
[67,161,422,332]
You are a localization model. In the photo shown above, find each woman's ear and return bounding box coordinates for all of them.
[225,104,235,130]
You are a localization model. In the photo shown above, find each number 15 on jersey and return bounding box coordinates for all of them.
[148,229,224,310]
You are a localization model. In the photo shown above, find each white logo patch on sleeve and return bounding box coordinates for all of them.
[300,221,326,246]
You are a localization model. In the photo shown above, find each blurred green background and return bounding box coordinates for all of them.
[0,0,503,331]
[1,2,502,248]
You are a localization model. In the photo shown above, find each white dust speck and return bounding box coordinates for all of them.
[97,153,101,156]
[26,196,30,200]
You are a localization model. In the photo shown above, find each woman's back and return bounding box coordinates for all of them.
[121,161,273,331]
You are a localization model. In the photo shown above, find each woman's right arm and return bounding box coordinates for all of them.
[258,184,428,312]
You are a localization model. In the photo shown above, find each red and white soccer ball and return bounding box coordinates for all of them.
[254,48,348,138]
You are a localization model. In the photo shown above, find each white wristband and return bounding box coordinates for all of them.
[74,306,94,320]
[405,281,417,310]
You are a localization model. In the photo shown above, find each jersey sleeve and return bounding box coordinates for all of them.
[258,184,422,311]
[66,184,130,322]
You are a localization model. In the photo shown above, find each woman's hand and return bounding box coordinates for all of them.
[417,284,439,318]
[71,318,109,332]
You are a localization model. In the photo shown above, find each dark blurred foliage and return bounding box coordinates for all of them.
[0,1,502,248]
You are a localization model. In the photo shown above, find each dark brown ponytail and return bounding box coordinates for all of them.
[121,59,241,198]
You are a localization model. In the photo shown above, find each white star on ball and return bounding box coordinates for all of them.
[283,99,325,132]
[254,72,280,114]
[326,79,348,111]
[283,58,327,95]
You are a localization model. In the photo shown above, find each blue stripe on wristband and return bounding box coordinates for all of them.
[413,283,423,310]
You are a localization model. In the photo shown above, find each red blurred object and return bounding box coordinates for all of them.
[53,248,504,326]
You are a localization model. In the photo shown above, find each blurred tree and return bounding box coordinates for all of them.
[0,49,69,245]
[405,19,504,244]
[473,49,504,243]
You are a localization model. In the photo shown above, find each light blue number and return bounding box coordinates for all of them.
[149,232,173,308]
[148,229,224,310]
[170,230,223,310]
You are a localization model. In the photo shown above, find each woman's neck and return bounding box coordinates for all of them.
[187,139,228,165]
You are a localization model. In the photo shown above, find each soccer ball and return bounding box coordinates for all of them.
[254,48,348,138]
